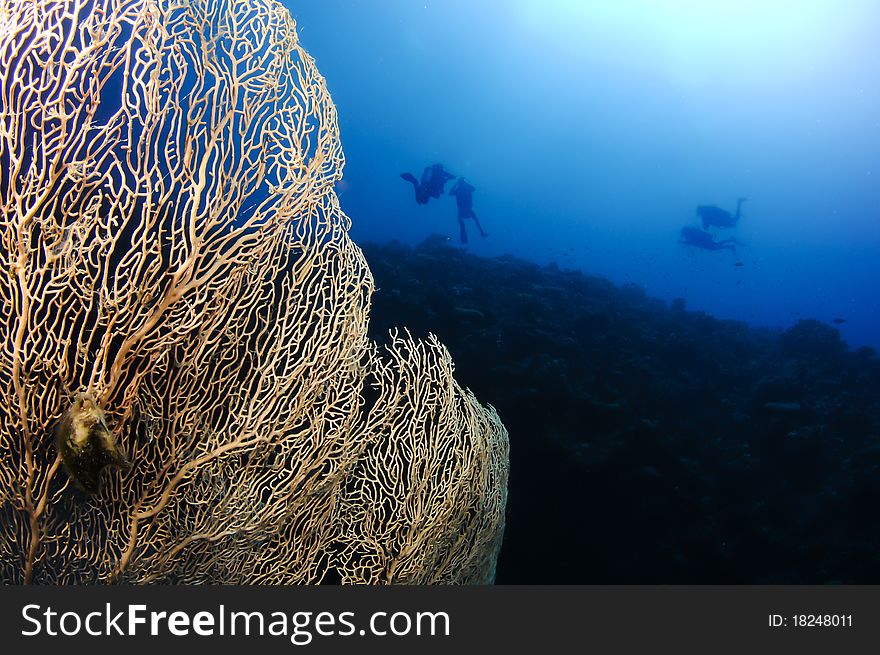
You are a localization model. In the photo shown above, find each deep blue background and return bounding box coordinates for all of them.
[284,0,880,349]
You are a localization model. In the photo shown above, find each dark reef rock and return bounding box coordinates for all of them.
[362,236,880,584]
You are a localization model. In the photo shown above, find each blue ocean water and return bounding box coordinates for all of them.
[286,0,880,349]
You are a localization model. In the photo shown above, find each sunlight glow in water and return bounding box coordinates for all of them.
[515,0,863,85]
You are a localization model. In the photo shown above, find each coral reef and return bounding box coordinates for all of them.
[365,237,880,583]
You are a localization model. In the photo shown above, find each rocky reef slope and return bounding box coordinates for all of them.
[363,237,880,583]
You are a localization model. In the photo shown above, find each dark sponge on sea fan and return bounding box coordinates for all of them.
[56,393,131,495]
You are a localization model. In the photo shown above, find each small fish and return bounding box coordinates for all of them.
[832,317,846,324]
[734,261,744,267]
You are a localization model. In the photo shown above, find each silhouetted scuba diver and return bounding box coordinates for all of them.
[680,226,741,254]
[449,177,488,244]
[426,164,454,199]
[400,164,455,205]
[697,197,747,229]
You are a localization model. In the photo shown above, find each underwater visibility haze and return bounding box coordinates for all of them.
[288,0,880,584]
[290,0,880,349]
[1,0,878,586]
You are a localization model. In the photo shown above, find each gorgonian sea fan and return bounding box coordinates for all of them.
[0,0,507,584]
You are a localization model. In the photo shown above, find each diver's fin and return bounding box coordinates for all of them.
[734,197,747,221]
[400,172,418,185]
